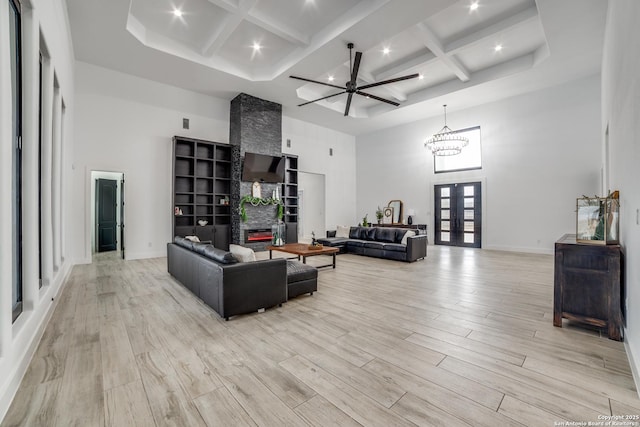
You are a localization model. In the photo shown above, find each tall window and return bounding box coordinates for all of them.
[38,52,43,287]
[434,126,482,173]
[9,0,23,321]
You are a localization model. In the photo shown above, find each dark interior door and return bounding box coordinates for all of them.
[120,177,125,259]
[434,182,482,248]
[97,178,117,252]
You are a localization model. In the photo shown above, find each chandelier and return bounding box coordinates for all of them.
[425,105,469,156]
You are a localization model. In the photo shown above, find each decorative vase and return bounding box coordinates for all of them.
[271,221,286,246]
[407,216,413,225]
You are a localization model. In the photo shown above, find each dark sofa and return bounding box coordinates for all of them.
[317,226,427,262]
[167,237,317,320]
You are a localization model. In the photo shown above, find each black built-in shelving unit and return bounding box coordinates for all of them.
[172,136,231,250]
[282,154,298,243]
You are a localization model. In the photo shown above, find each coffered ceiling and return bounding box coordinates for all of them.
[66,0,608,135]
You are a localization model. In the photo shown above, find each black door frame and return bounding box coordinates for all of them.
[434,181,482,248]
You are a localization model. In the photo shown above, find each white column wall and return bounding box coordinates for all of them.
[601,0,640,391]
[0,0,75,421]
[282,116,357,231]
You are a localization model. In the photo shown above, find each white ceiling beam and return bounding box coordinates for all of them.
[444,5,539,55]
[201,0,258,57]
[375,50,437,81]
[205,0,241,14]
[246,10,309,46]
[357,68,407,102]
[411,23,470,82]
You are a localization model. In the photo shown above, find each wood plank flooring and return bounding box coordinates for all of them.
[3,246,640,426]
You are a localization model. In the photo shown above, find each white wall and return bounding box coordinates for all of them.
[73,63,358,261]
[298,172,326,240]
[72,61,230,262]
[0,0,75,420]
[282,117,357,231]
[601,0,640,389]
[356,74,602,254]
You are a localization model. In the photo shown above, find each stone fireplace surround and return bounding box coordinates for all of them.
[230,93,283,251]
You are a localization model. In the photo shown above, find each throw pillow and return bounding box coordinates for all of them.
[336,225,350,238]
[401,230,416,245]
[184,235,200,242]
[229,244,256,262]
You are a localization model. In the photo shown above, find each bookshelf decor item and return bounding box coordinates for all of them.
[576,192,619,245]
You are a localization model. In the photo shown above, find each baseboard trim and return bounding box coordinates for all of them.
[482,244,554,255]
[624,332,640,399]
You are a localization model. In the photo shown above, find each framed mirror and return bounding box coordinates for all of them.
[388,200,403,224]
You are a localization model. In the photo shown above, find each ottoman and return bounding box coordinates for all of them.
[286,260,318,299]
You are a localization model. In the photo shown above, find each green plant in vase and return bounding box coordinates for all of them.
[375,206,383,224]
[362,214,369,227]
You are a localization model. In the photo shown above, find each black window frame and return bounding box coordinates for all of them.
[10,0,23,322]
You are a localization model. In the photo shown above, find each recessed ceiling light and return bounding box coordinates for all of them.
[382,47,391,55]
[419,74,424,80]
[469,2,479,11]
[328,75,334,82]
[173,8,183,17]
[252,42,262,51]
[494,44,503,52]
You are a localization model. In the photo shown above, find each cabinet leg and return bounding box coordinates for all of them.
[553,312,562,328]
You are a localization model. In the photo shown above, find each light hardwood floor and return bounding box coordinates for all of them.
[3,246,640,426]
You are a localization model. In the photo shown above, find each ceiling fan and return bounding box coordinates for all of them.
[290,43,419,116]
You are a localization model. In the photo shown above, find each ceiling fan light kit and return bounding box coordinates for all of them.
[290,43,418,116]
[425,105,469,156]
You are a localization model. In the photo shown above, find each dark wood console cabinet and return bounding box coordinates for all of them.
[553,234,623,340]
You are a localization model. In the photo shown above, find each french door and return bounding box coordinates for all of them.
[434,182,482,248]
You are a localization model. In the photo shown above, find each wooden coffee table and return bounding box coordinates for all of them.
[266,243,339,269]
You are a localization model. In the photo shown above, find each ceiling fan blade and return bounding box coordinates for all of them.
[290,75,344,90]
[344,93,354,116]
[358,73,419,91]
[298,91,346,107]
[356,91,400,107]
[350,52,362,86]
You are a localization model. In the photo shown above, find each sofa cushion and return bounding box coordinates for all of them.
[174,236,194,250]
[394,229,408,243]
[336,225,350,238]
[346,239,367,248]
[383,243,407,253]
[286,260,318,283]
[317,237,349,247]
[376,228,397,243]
[401,230,416,245]
[349,227,362,239]
[229,244,256,262]
[202,246,238,264]
[192,242,209,255]
[364,227,377,241]
[364,241,385,250]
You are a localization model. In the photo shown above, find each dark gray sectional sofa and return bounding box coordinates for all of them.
[167,237,317,320]
[317,226,427,262]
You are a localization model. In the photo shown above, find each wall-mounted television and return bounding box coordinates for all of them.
[242,152,285,183]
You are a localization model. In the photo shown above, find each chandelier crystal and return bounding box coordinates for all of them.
[425,105,469,156]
